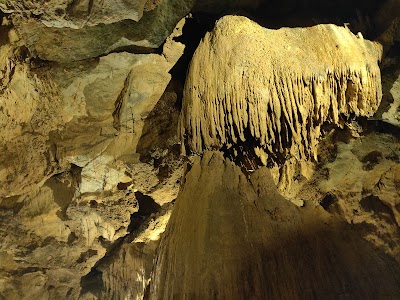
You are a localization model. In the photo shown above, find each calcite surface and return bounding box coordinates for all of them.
[150,151,400,299]
[0,2,400,299]
[181,16,382,165]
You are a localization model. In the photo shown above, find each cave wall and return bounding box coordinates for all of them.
[150,151,400,299]
[0,0,399,299]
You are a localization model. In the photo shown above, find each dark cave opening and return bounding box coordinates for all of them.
[128,192,161,232]
[253,0,383,35]
[169,13,217,86]
[79,191,161,298]
[190,0,387,41]
[0,11,11,47]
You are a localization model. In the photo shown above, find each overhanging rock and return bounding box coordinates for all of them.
[181,16,383,165]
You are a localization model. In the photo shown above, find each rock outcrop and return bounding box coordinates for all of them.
[303,128,400,263]
[380,24,400,127]
[1,0,151,26]
[0,13,185,299]
[6,0,194,62]
[0,14,185,198]
[181,16,382,166]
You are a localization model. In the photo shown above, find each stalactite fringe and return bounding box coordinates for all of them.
[181,16,383,166]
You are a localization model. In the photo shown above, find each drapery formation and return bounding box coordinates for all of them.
[181,16,383,164]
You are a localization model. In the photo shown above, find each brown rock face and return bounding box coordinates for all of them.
[1,0,150,26]
[0,1,400,299]
[150,152,400,299]
[8,0,194,62]
[181,16,382,166]
[0,13,185,299]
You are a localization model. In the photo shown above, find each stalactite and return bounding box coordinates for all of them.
[181,16,383,165]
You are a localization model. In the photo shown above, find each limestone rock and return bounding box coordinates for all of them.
[67,0,149,25]
[0,15,184,299]
[0,173,139,299]
[181,15,383,166]
[11,0,194,62]
[382,73,400,126]
[150,151,400,299]
[314,130,400,261]
[2,4,399,300]
[0,13,184,197]
[49,51,174,194]
[1,0,171,27]
[80,206,172,299]
[0,27,67,197]
[92,242,158,300]
[374,16,400,127]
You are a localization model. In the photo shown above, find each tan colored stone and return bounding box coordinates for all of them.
[181,16,382,165]
[12,0,194,62]
[382,72,400,126]
[295,131,400,262]
[150,151,400,299]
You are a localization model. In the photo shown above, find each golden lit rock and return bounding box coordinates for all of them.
[181,16,383,164]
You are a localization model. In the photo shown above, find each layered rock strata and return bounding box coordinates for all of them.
[5,0,194,62]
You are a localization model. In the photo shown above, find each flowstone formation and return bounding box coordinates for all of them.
[150,15,400,299]
[1,1,400,299]
[181,16,383,166]
[149,152,400,299]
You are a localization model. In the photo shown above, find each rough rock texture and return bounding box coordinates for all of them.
[182,16,382,167]
[1,2,400,299]
[150,151,400,299]
[9,0,193,62]
[0,13,185,299]
[382,71,400,126]
[0,0,150,26]
[379,21,400,127]
[50,52,173,194]
[93,241,158,300]
[0,180,173,299]
[80,205,173,299]
[294,127,400,263]
[0,22,68,197]
[0,174,137,299]
[0,14,185,198]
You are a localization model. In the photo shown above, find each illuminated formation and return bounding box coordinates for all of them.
[181,16,383,165]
